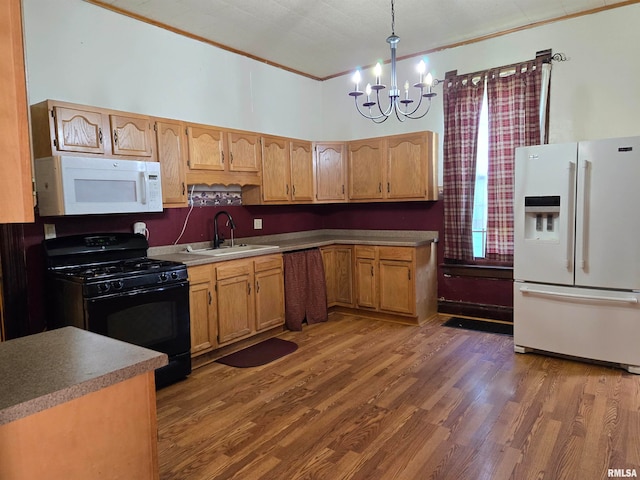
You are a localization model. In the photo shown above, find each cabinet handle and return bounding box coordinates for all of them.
[221,152,224,164]
[379,183,382,193]
[408,270,411,280]
[342,185,345,194]
[371,266,374,276]
[182,182,186,196]
[387,182,390,193]
[292,185,296,195]
[230,152,234,164]
[113,130,118,145]
[98,128,103,145]
[286,185,289,195]
[256,281,260,293]
[208,291,212,305]
[248,283,251,295]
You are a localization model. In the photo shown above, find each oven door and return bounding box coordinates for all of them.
[84,281,190,357]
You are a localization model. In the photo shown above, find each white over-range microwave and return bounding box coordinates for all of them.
[34,155,163,216]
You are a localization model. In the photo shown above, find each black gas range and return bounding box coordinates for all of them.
[44,233,191,388]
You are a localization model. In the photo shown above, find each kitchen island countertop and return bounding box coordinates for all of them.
[0,327,167,425]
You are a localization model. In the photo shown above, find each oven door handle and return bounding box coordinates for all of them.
[89,281,189,300]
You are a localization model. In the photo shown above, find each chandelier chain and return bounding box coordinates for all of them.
[391,0,395,35]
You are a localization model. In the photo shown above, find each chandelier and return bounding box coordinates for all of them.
[348,0,440,123]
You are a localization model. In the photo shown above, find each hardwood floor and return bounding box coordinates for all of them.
[156,313,640,479]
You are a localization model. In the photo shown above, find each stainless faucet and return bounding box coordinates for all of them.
[213,210,236,249]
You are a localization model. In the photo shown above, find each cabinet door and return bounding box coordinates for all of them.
[321,248,336,306]
[227,131,261,173]
[290,140,314,202]
[334,247,354,306]
[386,133,428,200]
[216,262,254,344]
[0,0,34,223]
[188,266,217,355]
[52,106,105,154]
[110,115,153,157]
[355,257,377,309]
[379,260,415,315]
[314,143,346,202]
[187,125,225,171]
[261,136,291,202]
[155,120,187,207]
[348,139,384,200]
[255,267,285,330]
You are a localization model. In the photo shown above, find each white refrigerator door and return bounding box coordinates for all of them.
[514,143,577,285]
[576,136,640,290]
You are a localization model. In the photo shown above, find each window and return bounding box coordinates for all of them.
[443,57,550,266]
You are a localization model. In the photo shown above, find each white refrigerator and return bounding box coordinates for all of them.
[513,136,640,373]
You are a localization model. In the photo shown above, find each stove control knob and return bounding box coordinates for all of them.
[159,273,168,282]
[98,282,110,293]
[171,272,179,280]
[111,280,124,290]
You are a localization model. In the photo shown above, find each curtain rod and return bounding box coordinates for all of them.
[444,49,566,82]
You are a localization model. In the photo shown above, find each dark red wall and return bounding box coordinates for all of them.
[22,200,512,334]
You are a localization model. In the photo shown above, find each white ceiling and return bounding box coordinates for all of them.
[90,0,630,79]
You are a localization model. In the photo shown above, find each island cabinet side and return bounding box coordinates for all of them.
[0,371,160,480]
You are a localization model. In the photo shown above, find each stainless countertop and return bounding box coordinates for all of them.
[149,228,438,266]
[0,327,168,425]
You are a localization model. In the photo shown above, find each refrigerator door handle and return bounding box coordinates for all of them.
[520,286,638,304]
[580,160,591,270]
[566,161,575,269]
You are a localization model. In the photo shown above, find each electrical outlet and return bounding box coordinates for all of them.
[253,218,263,230]
[44,223,56,239]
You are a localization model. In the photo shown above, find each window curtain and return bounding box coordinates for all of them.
[442,75,485,262]
[485,59,545,262]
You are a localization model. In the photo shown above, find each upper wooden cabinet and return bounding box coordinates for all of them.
[244,137,314,205]
[31,100,155,161]
[346,131,438,202]
[0,0,34,223]
[386,131,438,201]
[314,142,347,203]
[290,140,314,202]
[185,124,261,186]
[154,120,187,207]
[348,138,385,201]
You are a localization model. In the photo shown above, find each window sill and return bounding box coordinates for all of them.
[440,263,513,280]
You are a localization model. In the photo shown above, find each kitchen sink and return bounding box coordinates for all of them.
[185,244,279,257]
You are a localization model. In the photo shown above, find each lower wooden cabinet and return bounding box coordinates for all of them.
[321,246,354,307]
[188,254,284,359]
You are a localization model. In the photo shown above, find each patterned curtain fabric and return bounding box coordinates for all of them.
[486,59,544,262]
[283,249,328,331]
[443,75,485,262]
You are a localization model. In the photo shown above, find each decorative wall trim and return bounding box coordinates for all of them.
[189,185,242,207]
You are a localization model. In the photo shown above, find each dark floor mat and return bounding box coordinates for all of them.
[442,317,513,336]
[216,338,298,368]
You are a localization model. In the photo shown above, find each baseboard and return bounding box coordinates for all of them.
[438,300,513,322]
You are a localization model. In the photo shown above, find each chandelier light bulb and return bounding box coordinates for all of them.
[374,62,382,84]
[352,70,362,91]
[365,83,372,96]
[425,72,433,86]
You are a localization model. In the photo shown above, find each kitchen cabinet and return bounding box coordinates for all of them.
[243,137,314,205]
[355,246,415,316]
[386,131,438,201]
[31,99,156,161]
[254,255,285,330]
[314,142,347,202]
[1,0,34,223]
[188,265,217,356]
[348,138,385,201]
[321,246,354,307]
[216,260,255,344]
[155,119,188,207]
[188,254,285,357]
[185,123,261,186]
[346,131,438,202]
